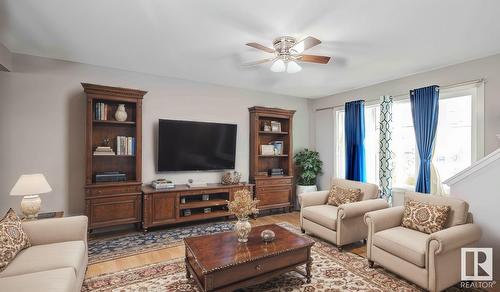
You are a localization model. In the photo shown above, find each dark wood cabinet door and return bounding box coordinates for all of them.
[256,186,292,209]
[151,193,177,225]
[87,194,141,228]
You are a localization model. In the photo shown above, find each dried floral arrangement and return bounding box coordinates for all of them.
[227,189,259,219]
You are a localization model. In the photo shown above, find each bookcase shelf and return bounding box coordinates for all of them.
[258,131,289,135]
[93,120,136,125]
[92,155,136,157]
[83,83,147,232]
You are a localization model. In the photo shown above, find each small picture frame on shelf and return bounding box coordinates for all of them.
[272,141,284,155]
[202,194,210,201]
[204,208,211,213]
[263,121,272,132]
[181,197,186,204]
[184,209,191,216]
[270,121,281,132]
[261,145,275,156]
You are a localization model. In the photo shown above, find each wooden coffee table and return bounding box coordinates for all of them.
[184,224,314,292]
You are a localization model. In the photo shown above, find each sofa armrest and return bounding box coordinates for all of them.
[364,206,404,260]
[22,216,88,246]
[299,191,329,208]
[364,206,404,233]
[338,199,389,219]
[428,223,481,255]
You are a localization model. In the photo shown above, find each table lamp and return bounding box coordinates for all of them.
[9,174,52,219]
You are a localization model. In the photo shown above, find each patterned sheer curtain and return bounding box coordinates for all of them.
[379,96,393,205]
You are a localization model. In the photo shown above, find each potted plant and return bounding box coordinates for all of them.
[294,149,323,205]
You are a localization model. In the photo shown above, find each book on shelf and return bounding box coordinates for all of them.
[93,151,116,156]
[94,102,109,121]
[93,146,115,156]
[116,136,135,156]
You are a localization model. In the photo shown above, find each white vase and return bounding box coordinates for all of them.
[234,217,252,243]
[114,104,127,122]
[20,195,42,220]
[296,185,318,209]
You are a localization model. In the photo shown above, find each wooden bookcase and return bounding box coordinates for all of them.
[82,83,147,231]
[249,106,295,211]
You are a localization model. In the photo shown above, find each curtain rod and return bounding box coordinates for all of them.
[315,78,485,112]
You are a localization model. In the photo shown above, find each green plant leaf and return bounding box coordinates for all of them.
[294,148,323,185]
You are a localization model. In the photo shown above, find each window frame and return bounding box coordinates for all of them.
[332,82,485,187]
[332,99,381,180]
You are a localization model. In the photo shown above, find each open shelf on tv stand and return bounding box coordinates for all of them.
[141,183,254,231]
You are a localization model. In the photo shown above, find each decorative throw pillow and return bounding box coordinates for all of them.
[327,185,362,206]
[401,200,450,234]
[0,208,31,272]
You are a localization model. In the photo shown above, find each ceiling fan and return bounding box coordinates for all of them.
[244,36,331,73]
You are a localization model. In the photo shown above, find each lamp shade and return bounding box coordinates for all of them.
[270,59,286,72]
[286,61,302,74]
[10,174,52,196]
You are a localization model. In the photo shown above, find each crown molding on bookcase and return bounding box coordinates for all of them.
[81,83,147,98]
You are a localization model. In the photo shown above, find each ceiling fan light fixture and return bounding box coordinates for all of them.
[286,60,302,74]
[270,59,286,72]
[246,36,330,72]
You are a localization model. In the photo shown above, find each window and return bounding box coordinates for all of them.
[433,95,472,181]
[333,83,483,190]
[391,100,417,187]
[334,103,380,184]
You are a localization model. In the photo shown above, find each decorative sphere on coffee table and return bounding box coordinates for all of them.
[261,229,276,242]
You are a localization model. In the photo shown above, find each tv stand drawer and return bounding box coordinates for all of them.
[86,183,142,197]
[255,177,292,187]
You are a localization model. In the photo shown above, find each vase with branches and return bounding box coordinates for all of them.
[227,189,259,243]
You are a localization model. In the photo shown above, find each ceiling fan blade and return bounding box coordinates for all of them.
[298,54,331,64]
[241,58,275,66]
[291,36,321,53]
[246,42,275,53]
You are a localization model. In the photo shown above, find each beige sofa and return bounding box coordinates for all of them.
[299,178,389,248]
[0,216,88,292]
[364,192,481,292]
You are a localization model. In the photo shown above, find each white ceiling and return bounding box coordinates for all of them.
[2,0,500,98]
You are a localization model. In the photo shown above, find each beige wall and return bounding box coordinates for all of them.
[447,149,500,281]
[310,53,500,188]
[0,54,310,216]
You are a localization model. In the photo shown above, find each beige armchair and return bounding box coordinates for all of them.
[364,192,481,292]
[299,178,389,249]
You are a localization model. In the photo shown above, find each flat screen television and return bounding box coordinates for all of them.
[158,119,237,171]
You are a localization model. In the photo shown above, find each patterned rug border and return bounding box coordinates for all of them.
[88,220,235,264]
[84,222,423,292]
[90,240,184,265]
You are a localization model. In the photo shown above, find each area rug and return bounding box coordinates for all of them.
[88,220,234,264]
[84,222,425,292]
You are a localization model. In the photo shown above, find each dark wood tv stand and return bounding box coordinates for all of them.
[141,183,254,231]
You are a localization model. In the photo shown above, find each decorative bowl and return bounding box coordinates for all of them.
[221,171,241,185]
[260,229,276,243]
